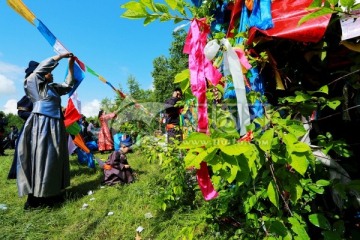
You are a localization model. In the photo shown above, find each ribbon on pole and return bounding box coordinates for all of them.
[7,0,152,116]
[204,38,251,136]
[183,18,222,201]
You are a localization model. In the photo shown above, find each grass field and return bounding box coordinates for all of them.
[0,148,216,240]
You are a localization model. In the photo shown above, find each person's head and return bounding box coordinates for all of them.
[25,61,39,78]
[173,87,182,98]
[44,72,54,83]
[98,110,104,119]
[120,144,131,154]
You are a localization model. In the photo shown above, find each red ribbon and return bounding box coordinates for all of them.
[248,0,331,43]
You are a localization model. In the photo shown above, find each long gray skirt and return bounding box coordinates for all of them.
[16,113,70,197]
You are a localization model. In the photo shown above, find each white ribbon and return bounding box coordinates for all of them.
[204,39,250,136]
[53,39,69,54]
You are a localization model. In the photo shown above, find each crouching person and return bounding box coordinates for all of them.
[102,143,134,186]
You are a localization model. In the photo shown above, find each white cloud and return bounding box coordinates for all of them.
[0,61,23,77]
[3,99,17,114]
[0,74,16,95]
[81,99,101,118]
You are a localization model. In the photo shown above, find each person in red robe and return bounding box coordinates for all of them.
[97,109,116,153]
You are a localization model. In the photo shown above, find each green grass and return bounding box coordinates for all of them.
[0,148,217,240]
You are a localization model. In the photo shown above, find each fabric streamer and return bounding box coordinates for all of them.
[7,0,151,116]
[248,0,331,43]
[237,0,274,44]
[204,38,250,136]
[64,98,82,127]
[183,18,222,201]
[226,0,244,38]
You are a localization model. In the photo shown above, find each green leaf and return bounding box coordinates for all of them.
[159,13,172,21]
[283,124,306,138]
[267,180,279,208]
[294,92,311,102]
[243,194,258,213]
[282,133,298,146]
[299,7,334,25]
[308,213,331,230]
[288,153,309,176]
[184,148,200,168]
[327,0,339,6]
[122,9,148,19]
[140,0,156,11]
[174,69,189,83]
[193,147,218,169]
[316,179,330,187]
[308,85,329,95]
[165,0,177,9]
[144,15,158,25]
[289,142,311,153]
[309,0,323,7]
[327,100,341,110]
[178,132,212,149]
[290,182,303,203]
[288,217,310,240]
[227,159,239,183]
[235,155,250,184]
[121,2,148,17]
[267,220,288,237]
[154,3,169,13]
[173,17,183,24]
[219,141,253,156]
[162,202,167,211]
[258,128,274,153]
[340,0,356,8]
[307,184,325,194]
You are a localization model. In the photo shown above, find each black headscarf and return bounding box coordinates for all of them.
[25,60,39,78]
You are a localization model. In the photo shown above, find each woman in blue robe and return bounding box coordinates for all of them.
[16,53,75,209]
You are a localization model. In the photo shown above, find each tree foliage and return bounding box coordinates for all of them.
[152,29,188,102]
[121,0,360,239]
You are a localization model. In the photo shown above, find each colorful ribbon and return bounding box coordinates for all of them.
[183,18,222,201]
[204,38,251,135]
[183,18,222,133]
[247,0,331,43]
[7,0,151,116]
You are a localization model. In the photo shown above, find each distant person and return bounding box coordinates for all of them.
[102,143,134,186]
[8,125,19,149]
[87,119,95,134]
[16,52,76,209]
[97,110,117,153]
[0,111,8,156]
[7,95,33,179]
[164,87,183,143]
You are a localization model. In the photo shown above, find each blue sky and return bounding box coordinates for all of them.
[0,0,188,117]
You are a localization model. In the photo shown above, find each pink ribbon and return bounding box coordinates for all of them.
[183,18,221,201]
[183,18,222,132]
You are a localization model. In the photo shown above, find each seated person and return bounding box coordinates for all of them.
[102,143,134,186]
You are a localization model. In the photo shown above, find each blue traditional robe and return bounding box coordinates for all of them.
[16,57,74,197]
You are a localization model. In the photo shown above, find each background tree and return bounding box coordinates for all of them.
[152,29,188,103]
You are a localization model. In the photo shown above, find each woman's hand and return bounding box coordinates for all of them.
[52,52,74,61]
[62,52,74,58]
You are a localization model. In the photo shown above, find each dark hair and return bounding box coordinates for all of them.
[98,110,104,119]
[174,87,182,96]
